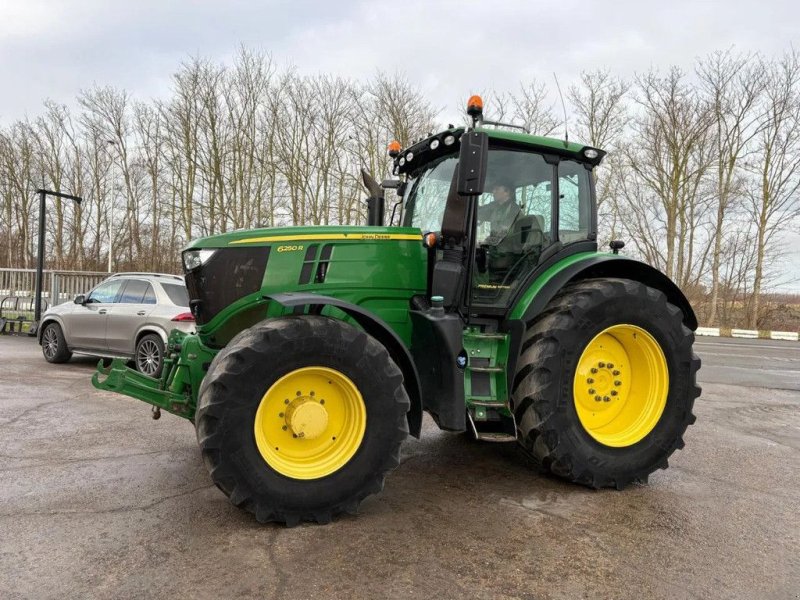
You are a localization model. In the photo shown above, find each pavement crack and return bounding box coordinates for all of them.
[0,447,194,472]
[0,400,66,426]
[0,484,213,519]
[0,379,92,426]
[264,529,289,600]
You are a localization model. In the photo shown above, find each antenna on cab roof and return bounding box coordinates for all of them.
[553,72,569,147]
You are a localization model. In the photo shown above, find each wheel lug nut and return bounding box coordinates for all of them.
[603,396,610,402]
[598,362,606,368]
[613,370,620,376]
[282,425,288,431]
[588,388,596,394]
[610,390,618,396]
[607,363,614,369]
[591,368,598,374]
[594,395,602,402]
[587,378,594,384]
[614,380,622,386]
[279,412,284,417]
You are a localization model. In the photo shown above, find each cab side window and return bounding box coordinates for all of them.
[87,280,124,304]
[558,160,592,243]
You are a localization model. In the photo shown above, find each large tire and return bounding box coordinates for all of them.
[195,315,409,525]
[135,333,165,378]
[513,277,700,489]
[41,322,72,363]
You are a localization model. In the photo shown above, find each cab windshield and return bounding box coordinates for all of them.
[402,154,458,232]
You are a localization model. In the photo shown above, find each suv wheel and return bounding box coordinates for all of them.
[135,333,165,378]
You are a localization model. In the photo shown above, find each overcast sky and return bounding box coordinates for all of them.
[1,0,798,289]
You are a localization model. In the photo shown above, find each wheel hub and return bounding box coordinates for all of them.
[285,397,329,439]
[583,362,623,404]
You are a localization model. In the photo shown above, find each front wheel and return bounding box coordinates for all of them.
[513,278,700,489]
[41,322,72,363]
[195,315,409,525]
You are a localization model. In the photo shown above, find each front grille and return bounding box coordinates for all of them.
[184,247,270,325]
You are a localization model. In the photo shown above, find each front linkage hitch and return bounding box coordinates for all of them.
[92,329,215,421]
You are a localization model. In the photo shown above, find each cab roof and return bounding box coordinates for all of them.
[394,127,605,176]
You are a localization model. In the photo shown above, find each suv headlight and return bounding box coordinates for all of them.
[182,249,217,271]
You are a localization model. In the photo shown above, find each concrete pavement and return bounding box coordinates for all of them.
[0,335,798,599]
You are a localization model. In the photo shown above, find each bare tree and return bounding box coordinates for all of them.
[745,49,800,328]
[623,67,715,286]
[568,69,630,242]
[696,49,766,324]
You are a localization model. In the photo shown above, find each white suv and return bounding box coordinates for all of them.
[38,273,195,377]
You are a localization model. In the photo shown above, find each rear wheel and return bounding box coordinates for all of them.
[513,278,700,489]
[195,315,409,525]
[41,322,72,363]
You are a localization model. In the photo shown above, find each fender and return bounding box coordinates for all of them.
[37,315,68,345]
[266,292,423,439]
[505,254,698,391]
[134,325,169,349]
[510,254,697,329]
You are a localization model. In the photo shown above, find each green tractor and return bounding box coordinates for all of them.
[93,95,700,525]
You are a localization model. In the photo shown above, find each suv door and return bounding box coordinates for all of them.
[106,279,157,354]
[67,279,124,350]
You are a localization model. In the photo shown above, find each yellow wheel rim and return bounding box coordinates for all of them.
[573,324,669,447]
[253,366,367,479]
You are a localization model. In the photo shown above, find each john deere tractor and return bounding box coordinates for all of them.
[93,96,700,525]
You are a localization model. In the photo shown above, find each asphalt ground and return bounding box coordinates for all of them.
[0,334,798,599]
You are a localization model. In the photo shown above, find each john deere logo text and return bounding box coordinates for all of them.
[277,245,304,253]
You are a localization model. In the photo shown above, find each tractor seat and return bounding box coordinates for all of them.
[487,214,545,273]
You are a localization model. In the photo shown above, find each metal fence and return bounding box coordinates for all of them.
[0,268,108,307]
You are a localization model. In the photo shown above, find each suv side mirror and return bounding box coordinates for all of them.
[457,131,488,196]
[74,294,86,305]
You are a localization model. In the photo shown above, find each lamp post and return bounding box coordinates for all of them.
[32,189,83,329]
[106,139,118,273]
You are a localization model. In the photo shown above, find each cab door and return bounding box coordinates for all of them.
[67,279,124,350]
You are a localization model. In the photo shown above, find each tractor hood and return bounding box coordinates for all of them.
[181,225,428,340]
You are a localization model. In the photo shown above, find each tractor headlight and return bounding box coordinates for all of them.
[406,151,414,162]
[429,139,440,150]
[183,249,217,271]
[584,148,599,159]
[443,134,455,146]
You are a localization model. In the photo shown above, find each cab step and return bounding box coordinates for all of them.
[468,366,504,373]
[466,406,517,443]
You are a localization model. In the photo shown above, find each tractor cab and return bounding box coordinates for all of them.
[391,96,605,318]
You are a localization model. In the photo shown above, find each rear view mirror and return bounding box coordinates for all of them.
[74,294,85,305]
[457,131,488,196]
